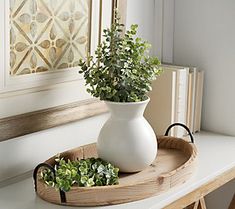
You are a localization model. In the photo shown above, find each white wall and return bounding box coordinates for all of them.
[0,0,155,183]
[173,1,235,208]
[0,113,109,182]
[126,0,156,54]
[173,0,235,136]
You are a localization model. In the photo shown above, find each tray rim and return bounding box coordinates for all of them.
[34,136,198,206]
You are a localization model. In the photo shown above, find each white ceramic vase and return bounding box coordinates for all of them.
[97,98,157,173]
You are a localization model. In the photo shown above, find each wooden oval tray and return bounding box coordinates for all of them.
[34,135,197,206]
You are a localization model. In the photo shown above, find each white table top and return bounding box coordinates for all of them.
[0,132,235,209]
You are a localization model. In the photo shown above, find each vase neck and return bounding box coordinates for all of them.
[105,99,149,120]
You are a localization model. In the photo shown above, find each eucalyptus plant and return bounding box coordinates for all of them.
[40,156,119,192]
[79,15,162,102]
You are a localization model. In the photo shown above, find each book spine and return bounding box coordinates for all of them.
[186,72,193,132]
[194,71,204,132]
[170,71,177,136]
[189,67,197,133]
[144,70,177,136]
[174,69,189,137]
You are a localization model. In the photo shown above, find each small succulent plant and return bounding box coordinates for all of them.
[40,156,119,192]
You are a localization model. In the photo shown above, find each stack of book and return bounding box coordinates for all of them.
[144,64,204,137]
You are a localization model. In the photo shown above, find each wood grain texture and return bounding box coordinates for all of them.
[185,199,206,209]
[112,0,127,26]
[165,166,235,209]
[117,0,127,26]
[198,198,207,209]
[35,136,198,206]
[0,99,108,142]
[193,200,200,209]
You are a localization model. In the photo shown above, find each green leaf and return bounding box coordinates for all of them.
[78,12,162,102]
[40,157,119,192]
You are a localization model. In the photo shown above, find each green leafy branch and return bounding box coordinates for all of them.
[40,156,119,192]
[79,14,162,102]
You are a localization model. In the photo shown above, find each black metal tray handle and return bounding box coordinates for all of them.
[33,163,67,203]
[164,123,194,143]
